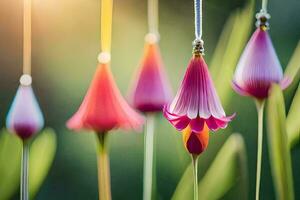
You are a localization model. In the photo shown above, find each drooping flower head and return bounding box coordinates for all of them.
[164,40,234,133]
[232,12,291,99]
[183,124,209,155]
[67,53,144,133]
[6,75,44,140]
[130,34,172,113]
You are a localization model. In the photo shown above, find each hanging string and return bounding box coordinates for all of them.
[148,0,159,36]
[261,0,268,13]
[193,0,204,55]
[23,0,31,75]
[194,0,202,40]
[100,0,113,54]
[256,0,270,29]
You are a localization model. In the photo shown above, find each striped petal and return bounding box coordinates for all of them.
[164,56,234,132]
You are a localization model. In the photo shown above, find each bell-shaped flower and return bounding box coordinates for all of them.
[67,58,144,133]
[164,55,234,132]
[182,124,209,155]
[6,75,44,140]
[232,28,291,99]
[130,34,172,113]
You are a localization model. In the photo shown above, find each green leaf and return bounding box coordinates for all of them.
[0,129,57,200]
[267,85,295,200]
[172,134,248,200]
[284,41,300,81]
[0,131,22,200]
[286,84,300,148]
[284,41,300,104]
[171,163,193,200]
[210,2,254,106]
[29,128,57,199]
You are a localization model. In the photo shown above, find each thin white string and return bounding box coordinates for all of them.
[262,0,268,13]
[194,0,202,40]
[148,0,159,36]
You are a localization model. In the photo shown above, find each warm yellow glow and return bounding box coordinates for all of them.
[23,0,31,75]
[101,0,113,53]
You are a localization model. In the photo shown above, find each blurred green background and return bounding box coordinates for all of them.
[0,0,299,199]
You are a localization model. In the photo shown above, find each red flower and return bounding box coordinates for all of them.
[67,61,144,133]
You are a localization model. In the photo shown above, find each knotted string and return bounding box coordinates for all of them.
[256,0,270,29]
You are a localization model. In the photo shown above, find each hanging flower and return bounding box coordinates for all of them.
[130,34,172,113]
[163,48,234,132]
[67,54,144,133]
[6,75,44,140]
[232,22,291,99]
[182,124,209,155]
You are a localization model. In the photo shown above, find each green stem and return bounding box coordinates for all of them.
[21,140,30,200]
[143,114,155,200]
[97,133,111,200]
[255,100,265,200]
[192,155,199,200]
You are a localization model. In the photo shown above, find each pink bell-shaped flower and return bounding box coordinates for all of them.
[232,27,291,99]
[130,34,172,113]
[6,75,44,140]
[67,57,144,133]
[164,52,234,132]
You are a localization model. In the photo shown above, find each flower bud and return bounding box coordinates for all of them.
[232,28,290,99]
[182,124,209,155]
[6,84,44,140]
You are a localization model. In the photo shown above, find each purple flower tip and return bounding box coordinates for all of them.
[163,56,234,132]
[233,28,291,99]
[6,85,44,140]
[130,42,172,113]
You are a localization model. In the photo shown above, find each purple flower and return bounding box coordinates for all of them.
[163,55,234,132]
[6,83,44,140]
[130,38,172,113]
[232,28,291,99]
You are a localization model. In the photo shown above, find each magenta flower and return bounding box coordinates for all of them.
[163,55,234,132]
[232,28,291,99]
[6,77,44,140]
[130,37,172,113]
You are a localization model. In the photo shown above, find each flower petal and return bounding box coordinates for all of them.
[232,81,249,96]
[280,76,292,90]
[172,116,191,131]
[190,117,205,132]
[205,117,219,131]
